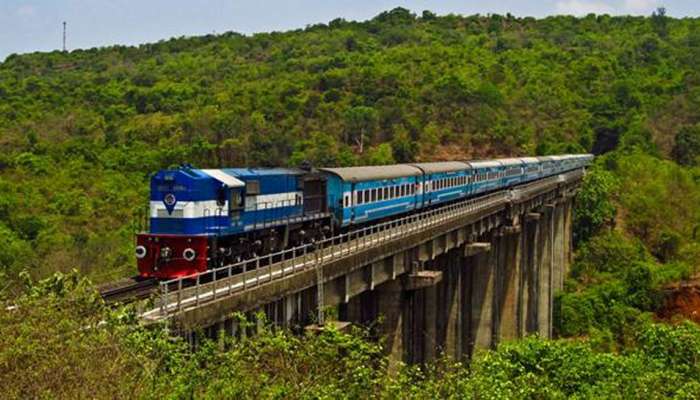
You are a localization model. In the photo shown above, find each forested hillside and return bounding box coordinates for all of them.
[1,8,700,282]
[3,8,700,283]
[3,7,700,398]
[0,9,700,280]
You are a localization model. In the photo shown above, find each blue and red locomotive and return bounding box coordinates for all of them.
[136,154,592,279]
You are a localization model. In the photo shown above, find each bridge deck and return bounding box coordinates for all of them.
[141,170,583,326]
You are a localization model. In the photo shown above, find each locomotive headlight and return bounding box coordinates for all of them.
[183,248,196,262]
[135,245,147,259]
[160,246,172,259]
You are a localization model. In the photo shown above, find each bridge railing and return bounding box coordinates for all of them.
[152,170,582,318]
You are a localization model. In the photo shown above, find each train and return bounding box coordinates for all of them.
[136,154,593,279]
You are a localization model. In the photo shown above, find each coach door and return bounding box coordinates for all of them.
[301,175,327,215]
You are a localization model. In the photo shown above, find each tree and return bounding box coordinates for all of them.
[289,132,341,167]
[672,124,700,166]
[343,106,378,154]
[574,165,618,243]
[651,7,668,38]
[364,143,395,165]
[390,126,417,162]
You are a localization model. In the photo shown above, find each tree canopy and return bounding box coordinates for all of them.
[2,9,700,283]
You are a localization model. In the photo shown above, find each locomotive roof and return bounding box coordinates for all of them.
[409,161,470,174]
[320,164,421,183]
[220,167,302,177]
[199,169,245,188]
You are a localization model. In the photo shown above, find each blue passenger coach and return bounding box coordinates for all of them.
[467,160,503,195]
[320,165,421,227]
[410,162,471,208]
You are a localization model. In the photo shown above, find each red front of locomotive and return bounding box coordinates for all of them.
[136,233,209,279]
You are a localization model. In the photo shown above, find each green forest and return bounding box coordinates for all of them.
[3,7,700,398]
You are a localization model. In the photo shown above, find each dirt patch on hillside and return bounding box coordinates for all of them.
[657,278,700,324]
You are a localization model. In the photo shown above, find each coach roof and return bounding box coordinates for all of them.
[410,161,470,174]
[320,164,422,183]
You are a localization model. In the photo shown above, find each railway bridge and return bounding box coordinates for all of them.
[141,169,583,365]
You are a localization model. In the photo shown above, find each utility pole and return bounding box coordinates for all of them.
[62,21,67,52]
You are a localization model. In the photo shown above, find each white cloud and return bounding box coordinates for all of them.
[555,0,616,16]
[16,5,36,17]
[623,0,659,14]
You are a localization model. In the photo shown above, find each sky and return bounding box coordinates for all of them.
[1,0,699,61]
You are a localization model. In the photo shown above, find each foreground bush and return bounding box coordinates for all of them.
[3,272,700,399]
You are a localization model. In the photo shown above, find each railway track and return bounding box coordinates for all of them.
[99,276,198,304]
[99,277,158,303]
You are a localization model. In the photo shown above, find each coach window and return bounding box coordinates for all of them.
[378,188,384,201]
[357,191,364,205]
[363,190,370,204]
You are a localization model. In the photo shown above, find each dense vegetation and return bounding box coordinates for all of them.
[3,7,700,399]
[3,8,700,284]
[3,272,700,398]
